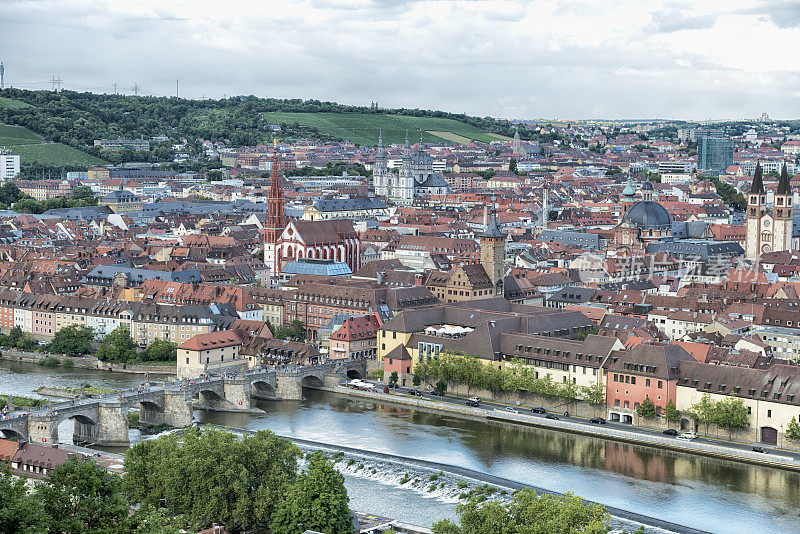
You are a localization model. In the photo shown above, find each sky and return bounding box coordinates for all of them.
[1,0,799,120]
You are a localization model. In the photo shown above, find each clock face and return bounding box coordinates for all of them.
[763,219,770,228]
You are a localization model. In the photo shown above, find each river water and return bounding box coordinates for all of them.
[2,360,799,534]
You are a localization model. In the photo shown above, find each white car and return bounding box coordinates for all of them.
[676,432,697,441]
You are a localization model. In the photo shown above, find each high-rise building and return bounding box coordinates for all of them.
[0,150,20,180]
[697,136,733,173]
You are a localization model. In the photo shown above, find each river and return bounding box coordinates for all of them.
[2,360,799,534]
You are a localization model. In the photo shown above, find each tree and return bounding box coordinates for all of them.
[123,428,300,532]
[786,417,800,445]
[95,326,139,363]
[389,371,399,385]
[271,451,352,534]
[664,399,680,426]
[432,488,609,534]
[435,379,447,395]
[139,339,177,362]
[579,382,605,406]
[713,398,750,438]
[637,395,657,418]
[575,327,598,341]
[0,463,44,533]
[37,457,133,534]
[509,158,517,174]
[687,393,716,434]
[412,372,421,387]
[71,186,95,201]
[49,325,95,356]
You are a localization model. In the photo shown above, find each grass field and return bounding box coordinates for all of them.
[257,112,500,145]
[0,123,104,166]
[0,97,33,109]
[486,133,513,141]
[427,131,473,144]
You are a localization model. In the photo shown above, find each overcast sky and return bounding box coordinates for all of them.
[1,0,799,120]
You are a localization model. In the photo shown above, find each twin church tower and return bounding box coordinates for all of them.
[745,162,794,259]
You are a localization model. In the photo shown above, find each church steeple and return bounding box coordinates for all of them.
[778,162,792,195]
[750,161,765,194]
[404,131,410,156]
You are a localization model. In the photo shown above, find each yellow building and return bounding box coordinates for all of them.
[88,167,110,181]
[98,190,143,214]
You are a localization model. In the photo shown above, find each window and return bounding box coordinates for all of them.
[646,379,651,387]
[658,381,663,389]
[767,410,772,418]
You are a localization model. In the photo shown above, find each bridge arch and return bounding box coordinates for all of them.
[346,369,363,380]
[300,375,324,388]
[198,388,224,407]
[0,428,24,440]
[251,380,276,398]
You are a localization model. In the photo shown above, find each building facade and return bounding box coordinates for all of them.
[746,162,793,259]
[373,133,449,204]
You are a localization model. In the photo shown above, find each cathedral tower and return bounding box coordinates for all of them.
[773,163,794,253]
[745,162,767,259]
[480,208,506,295]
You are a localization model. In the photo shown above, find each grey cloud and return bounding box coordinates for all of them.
[737,1,800,28]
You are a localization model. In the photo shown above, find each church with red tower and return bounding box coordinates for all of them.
[264,139,286,278]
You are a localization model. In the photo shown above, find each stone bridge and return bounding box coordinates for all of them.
[0,359,366,447]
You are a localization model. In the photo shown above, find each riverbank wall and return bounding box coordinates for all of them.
[323,386,800,473]
[0,349,175,375]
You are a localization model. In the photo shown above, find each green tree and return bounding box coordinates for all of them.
[637,395,657,418]
[124,428,300,532]
[95,326,138,363]
[664,399,681,426]
[579,382,605,406]
[435,379,448,395]
[412,372,421,387]
[139,339,177,362]
[509,157,518,174]
[575,327,598,341]
[271,451,352,534]
[389,371,399,385]
[786,416,800,445]
[37,457,133,534]
[432,488,609,534]
[0,463,44,533]
[49,325,95,355]
[713,397,750,438]
[71,186,95,201]
[688,393,716,434]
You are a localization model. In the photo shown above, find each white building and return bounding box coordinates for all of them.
[0,150,20,180]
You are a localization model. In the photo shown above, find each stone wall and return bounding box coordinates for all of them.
[1,349,174,375]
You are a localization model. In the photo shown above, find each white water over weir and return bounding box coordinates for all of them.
[206,425,707,534]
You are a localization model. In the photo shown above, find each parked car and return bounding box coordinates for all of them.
[752,446,768,454]
[407,389,423,397]
[589,417,606,424]
[466,400,480,407]
[545,414,559,420]
[429,390,444,397]
[662,429,679,436]
[469,396,481,404]
[531,407,546,414]
[505,406,519,414]
[388,382,399,389]
[677,432,697,441]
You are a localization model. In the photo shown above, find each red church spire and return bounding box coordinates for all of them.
[265,138,286,243]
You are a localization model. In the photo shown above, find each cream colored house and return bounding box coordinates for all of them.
[177,330,247,379]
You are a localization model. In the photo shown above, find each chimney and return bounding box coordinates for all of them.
[483,205,488,226]
[377,271,385,285]
[414,273,424,286]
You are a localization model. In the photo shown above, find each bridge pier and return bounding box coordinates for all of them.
[96,403,129,447]
[163,390,193,427]
[224,379,251,409]
[277,373,303,400]
[28,414,58,445]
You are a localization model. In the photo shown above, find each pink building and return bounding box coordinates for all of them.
[329,313,381,360]
[604,343,696,423]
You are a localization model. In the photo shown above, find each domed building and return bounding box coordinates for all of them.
[614,180,672,251]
